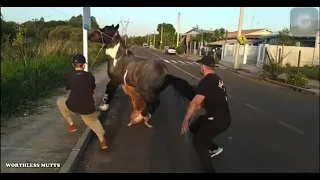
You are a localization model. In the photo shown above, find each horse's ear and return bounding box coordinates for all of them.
[111,24,114,27]
[114,24,119,30]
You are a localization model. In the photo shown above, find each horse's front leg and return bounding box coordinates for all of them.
[99,80,119,111]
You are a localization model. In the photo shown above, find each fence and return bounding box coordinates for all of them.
[221,44,259,65]
[221,43,320,68]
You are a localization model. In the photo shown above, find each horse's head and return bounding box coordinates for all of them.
[88,24,120,45]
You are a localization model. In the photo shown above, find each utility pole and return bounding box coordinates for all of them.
[153,32,156,49]
[147,34,149,45]
[160,23,164,49]
[199,29,204,56]
[233,7,244,70]
[252,16,254,29]
[119,18,132,46]
[176,12,181,47]
[149,33,152,45]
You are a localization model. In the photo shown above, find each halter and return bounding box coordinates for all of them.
[88,29,127,71]
[97,29,119,45]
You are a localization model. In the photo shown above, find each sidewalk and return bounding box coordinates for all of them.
[183,54,320,95]
[1,62,109,173]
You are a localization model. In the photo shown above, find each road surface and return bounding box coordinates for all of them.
[76,47,319,173]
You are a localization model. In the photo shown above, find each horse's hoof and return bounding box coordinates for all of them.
[144,121,153,128]
[99,104,109,111]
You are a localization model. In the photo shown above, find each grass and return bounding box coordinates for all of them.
[1,39,105,118]
[283,67,319,81]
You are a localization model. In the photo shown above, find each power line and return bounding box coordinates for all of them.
[119,18,133,45]
[50,8,72,18]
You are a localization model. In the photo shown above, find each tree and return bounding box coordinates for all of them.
[156,23,176,46]
[275,28,297,46]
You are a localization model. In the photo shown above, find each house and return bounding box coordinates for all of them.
[260,31,320,47]
[181,28,215,45]
[207,28,273,46]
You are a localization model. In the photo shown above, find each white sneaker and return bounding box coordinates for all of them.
[99,104,109,111]
[209,147,223,158]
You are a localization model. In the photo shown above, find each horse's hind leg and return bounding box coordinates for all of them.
[122,84,146,126]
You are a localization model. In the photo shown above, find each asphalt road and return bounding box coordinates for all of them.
[76,47,319,173]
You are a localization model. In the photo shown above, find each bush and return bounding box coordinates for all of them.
[1,38,105,118]
[176,45,185,54]
[285,72,309,86]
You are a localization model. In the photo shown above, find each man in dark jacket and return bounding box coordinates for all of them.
[181,56,232,173]
[57,54,107,150]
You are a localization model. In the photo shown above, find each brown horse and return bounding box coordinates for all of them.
[88,24,196,128]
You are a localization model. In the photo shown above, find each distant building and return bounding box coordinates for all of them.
[207,28,273,46]
[260,31,319,47]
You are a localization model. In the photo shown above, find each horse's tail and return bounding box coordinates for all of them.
[164,74,196,101]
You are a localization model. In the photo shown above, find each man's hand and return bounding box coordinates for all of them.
[181,119,189,135]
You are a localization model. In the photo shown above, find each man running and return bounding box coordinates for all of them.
[181,55,232,173]
[57,54,107,150]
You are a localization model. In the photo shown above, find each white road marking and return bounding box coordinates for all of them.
[1,147,33,151]
[277,121,305,135]
[184,61,193,65]
[244,103,262,112]
[170,60,177,64]
[148,50,201,80]
[178,61,186,64]
[163,59,170,63]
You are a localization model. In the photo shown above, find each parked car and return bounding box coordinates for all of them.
[165,46,176,55]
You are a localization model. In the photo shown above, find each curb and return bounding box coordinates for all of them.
[58,91,105,173]
[58,127,93,173]
[219,64,319,96]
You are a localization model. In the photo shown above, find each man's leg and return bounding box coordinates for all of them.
[192,132,216,173]
[190,115,216,173]
[56,97,77,132]
[81,113,107,149]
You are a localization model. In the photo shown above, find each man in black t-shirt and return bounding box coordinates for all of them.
[181,56,231,173]
[56,54,107,150]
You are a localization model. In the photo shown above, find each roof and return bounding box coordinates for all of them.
[183,28,214,35]
[260,30,319,38]
[227,28,271,38]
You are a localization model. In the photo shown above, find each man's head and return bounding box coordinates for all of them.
[197,56,215,75]
[72,54,86,70]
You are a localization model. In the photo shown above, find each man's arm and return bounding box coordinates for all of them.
[92,74,96,94]
[183,80,206,122]
[183,95,205,122]
[65,72,70,90]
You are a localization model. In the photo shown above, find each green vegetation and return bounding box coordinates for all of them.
[128,23,226,52]
[1,15,105,118]
[283,67,319,81]
[257,27,320,87]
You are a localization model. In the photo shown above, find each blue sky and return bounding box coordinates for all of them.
[1,7,316,36]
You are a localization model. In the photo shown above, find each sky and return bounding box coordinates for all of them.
[1,7,318,36]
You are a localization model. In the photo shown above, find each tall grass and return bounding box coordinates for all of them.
[1,39,105,118]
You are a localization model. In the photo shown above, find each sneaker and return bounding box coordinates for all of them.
[100,138,108,150]
[68,124,77,132]
[99,104,109,111]
[209,147,223,158]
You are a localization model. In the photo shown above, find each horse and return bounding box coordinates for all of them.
[88,24,196,128]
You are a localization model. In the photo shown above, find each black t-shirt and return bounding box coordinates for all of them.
[196,73,230,118]
[65,70,96,115]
